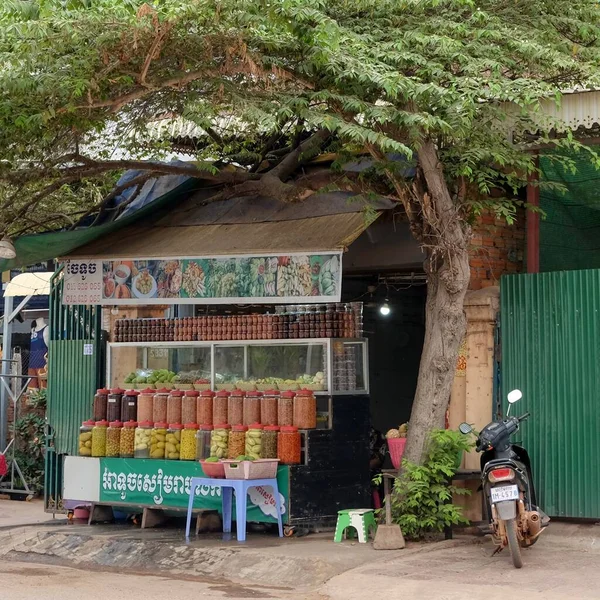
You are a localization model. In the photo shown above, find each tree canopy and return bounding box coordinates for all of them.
[3,0,600,462]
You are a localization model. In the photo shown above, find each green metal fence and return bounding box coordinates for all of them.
[45,268,105,513]
[501,270,600,519]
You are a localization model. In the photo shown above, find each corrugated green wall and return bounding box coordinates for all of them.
[501,270,600,518]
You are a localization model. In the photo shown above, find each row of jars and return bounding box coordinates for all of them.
[93,388,317,429]
[79,420,302,464]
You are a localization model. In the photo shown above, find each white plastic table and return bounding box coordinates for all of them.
[185,477,284,542]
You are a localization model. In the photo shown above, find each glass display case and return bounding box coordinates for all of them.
[107,338,369,396]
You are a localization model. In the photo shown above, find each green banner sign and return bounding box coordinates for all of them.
[99,458,289,523]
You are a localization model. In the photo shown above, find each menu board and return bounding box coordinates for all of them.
[62,253,342,305]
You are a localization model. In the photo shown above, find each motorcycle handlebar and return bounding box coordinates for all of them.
[518,412,531,422]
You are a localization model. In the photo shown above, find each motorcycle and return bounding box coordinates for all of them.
[459,389,549,568]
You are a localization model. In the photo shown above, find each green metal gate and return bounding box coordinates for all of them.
[501,270,600,519]
[45,267,105,513]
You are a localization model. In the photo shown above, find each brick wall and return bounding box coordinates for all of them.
[469,211,526,290]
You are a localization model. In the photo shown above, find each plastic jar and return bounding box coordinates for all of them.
[293,389,317,429]
[92,420,108,457]
[78,419,94,456]
[106,421,122,457]
[262,425,279,459]
[261,390,279,426]
[181,390,197,424]
[165,424,183,459]
[150,423,168,459]
[196,425,213,461]
[134,421,152,458]
[167,390,183,425]
[107,388,124,422]
[278,426,301,464]
[93,388,109,422]
[210,424,230,459]
[228,425,247,459]
[153,389,169,423]
[180,423,198,460]
[120,420,137,458]
[196,390,214,426]
[245,424,263,460]
[137,388,154,423]
[243,391,262,426]
[228,389,244,426]
[121,390,139,423]
[278,391,295,426]
[213,391,229,425]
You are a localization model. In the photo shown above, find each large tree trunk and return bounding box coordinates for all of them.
[402,139,471,466]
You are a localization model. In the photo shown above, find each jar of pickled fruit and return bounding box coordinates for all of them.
[137,388,154,423]
[196,390,214,425]
[153,389,169,423]
[150,422,168,459]
[78,420,94,456]
[91,420,108,457]
[245,424,263,460]
[181,390,197,424]
[243,391,262,426]
[180,423,198,460]
[93,389,109,422]
[120,420,136,458]
[261,390,279,426]
[106,421,122,457]
[107,388,124,422]
[293,389,317,429]
[228,425,247,459]
[121,390,138,423]
[196,425,213,461]
[213,391,229,425]
[228,389,244,426]
[278,426,301,464]
[278,391,295,426]
[210,424,230,459]
[134,421,152,458]
[167,390,183,425]
[262,425,279,459]
[165,424,183,460]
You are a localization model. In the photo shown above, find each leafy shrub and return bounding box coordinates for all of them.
[389,429,475,540]
[12,413,45,493]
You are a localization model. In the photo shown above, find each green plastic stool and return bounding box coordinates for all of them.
[334,508,377,543]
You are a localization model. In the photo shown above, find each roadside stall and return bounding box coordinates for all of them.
[55,194,380,530]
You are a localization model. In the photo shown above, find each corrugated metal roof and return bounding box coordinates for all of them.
[501,270,600,518]
[66,212,378,259]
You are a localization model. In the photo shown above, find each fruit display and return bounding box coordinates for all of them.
[123,369,176,388]
[243,392,262,426]
[180,424,198,460]
[92,420,108,457]
[196,391,214,425]
[120,421,136,458]
[195,425,213,461]
[134,421,152,458]
[150,424,168,459]
[245,425,263,460]
[106,421,122,458]
[386,423,408,439]
[165,424,182,460]
[261,391,279,426]
[278,426,301,464]
[153,390,169,423]
[137,389,154,422]
[78,420,94,456]
[278,392,295,427]
[167,391,183,425]
[210,424,230,458]
[213,391,228,425]
[228,391,244,426]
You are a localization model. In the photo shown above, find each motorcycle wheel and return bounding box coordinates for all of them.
[506,518,523,569]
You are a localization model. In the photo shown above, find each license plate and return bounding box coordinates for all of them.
[490,485,519,503]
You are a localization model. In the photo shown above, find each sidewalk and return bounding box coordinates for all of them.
[0,497,67,529]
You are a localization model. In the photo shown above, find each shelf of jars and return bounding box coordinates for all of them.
[107,337,369,396]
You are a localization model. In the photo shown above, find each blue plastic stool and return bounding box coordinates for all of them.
[185,477,284,542]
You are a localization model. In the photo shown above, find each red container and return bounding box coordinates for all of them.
[388,438,407,470]
[200,460,225,478]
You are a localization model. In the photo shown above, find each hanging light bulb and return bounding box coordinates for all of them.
[0,236,16,259]
[379,299,391,316]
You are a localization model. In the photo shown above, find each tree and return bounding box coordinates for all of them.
[2,0,600,463]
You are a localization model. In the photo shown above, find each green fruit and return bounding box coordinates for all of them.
[204,456,219,463]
